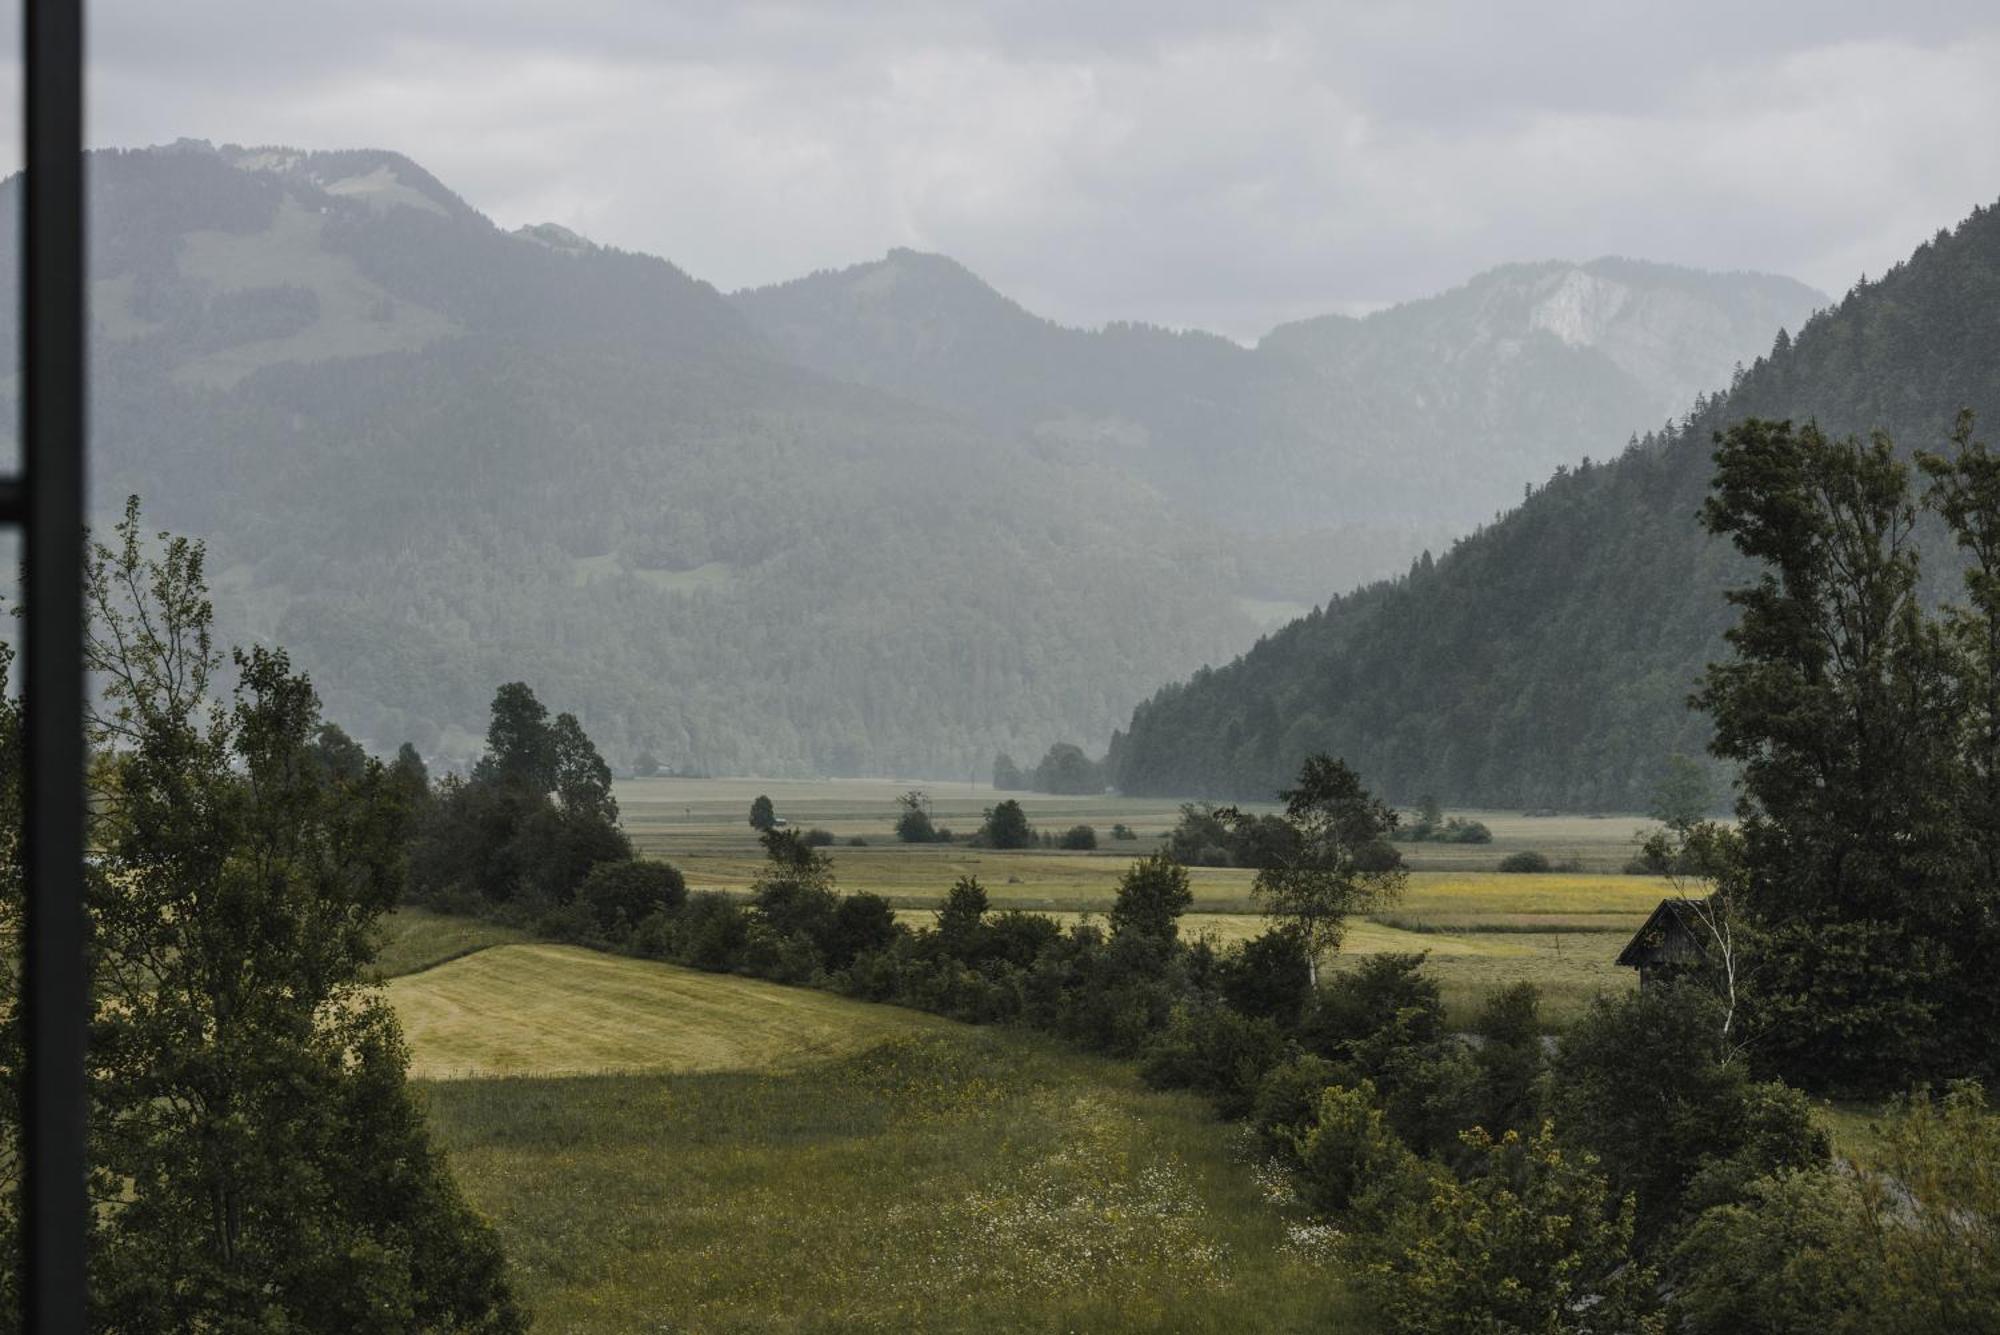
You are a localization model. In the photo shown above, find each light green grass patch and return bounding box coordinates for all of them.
[388,943,954,1079]
[372,906,531,979]
[421,1028,1361,1332]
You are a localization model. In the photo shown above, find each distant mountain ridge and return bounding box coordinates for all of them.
[0,140,1829,781]
[3,141,1263,777]
[733,248,1823,545]
[1109,203,2000,809]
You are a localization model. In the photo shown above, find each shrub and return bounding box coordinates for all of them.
[801,827,836,847]
[1306,953,1445,1057]
[1497,849,1552,873]
[1220,928,1314,1027]
[1056,824,1097,850]
[846,836,868,847]
[825,892,901,971]
[1110,822,1138,840]
[1671,1083,2000,1334]
[677,892,749,971]
[1138,1003,1291,1118]
[1360,1122,1663,1335]
[1251,1055,1343,1158]
[1290,1081,1428,1224]
[577,859,688,936]
[894,806,939,843]
[1551,984,1828,1239]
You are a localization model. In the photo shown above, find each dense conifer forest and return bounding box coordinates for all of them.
[1112,199,2000,809]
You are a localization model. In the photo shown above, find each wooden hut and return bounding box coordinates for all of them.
[1615,898,1708,988]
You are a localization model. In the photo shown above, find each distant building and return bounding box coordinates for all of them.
[1615,898,1708,988]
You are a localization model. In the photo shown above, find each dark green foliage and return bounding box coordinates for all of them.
[1496,850,1551,873]
[1107,853,1193,946]
[749,794,776,831]
[1056,823,1097,850]
[1551,985,1829,1240]
[1670,1085,2000,1335]
[991,753,1024,790]
[410,682,631,909]
[801,827,836,847]
[1030,742,1103,795]
[1139,1003,1291,1118]
[1111,200,2000,809]
[1470,983,1545,1138]
[1109,822,1137,840]
[893,790,946,843]
[1700,416,2000,1090]
[934,876,990,958]
[976,799,1033,849]
[676,892,751,972]
[1253,756,1405,980]
[825,893,900,972]
[1249,1055,1345,1157]
[1358,1122,1663,1335]
[1163,802,1303,869]
[0,503,521,1330]
[1219,928,1314,1027]
[578,860,688,936]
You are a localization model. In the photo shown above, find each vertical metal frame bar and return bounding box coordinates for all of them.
[18,0,88,1329]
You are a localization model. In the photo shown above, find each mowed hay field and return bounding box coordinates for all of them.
[388,941,956,1078]
[617,777,1664,1026]
[385,930,1361,1332]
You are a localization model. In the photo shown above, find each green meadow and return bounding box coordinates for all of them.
[383,923,1362,1332]
[616,777,1665,1026]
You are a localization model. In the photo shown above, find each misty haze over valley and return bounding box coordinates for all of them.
[4,141,1820,779]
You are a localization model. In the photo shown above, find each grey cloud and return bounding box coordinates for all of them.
[57,1,2000,338]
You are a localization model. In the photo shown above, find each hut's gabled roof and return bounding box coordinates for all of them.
[1615,897,1708,968]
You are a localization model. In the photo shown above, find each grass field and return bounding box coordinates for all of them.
[396,944,1362,1331]
[614,776,1662,1028]
[372,907,531,978]
[389,943,956,1079]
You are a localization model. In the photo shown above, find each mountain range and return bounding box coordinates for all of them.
[1110,202,2000,809]
[0,140,1825,778]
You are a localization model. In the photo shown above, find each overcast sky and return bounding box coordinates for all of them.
[49,0,2000,339]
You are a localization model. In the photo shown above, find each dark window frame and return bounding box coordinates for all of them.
[9,0,88,1329]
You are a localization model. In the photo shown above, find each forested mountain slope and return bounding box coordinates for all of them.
[0,142,1260,777]
[734,250,1821,569]
[1110,203,2000,810]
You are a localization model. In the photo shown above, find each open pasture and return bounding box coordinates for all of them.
[396,941,1359,1332]
[614,776,1659,876]
[388,943,956,1079]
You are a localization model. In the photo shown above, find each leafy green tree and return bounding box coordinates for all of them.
[1253,755,1405,984]
[935,876,989,957]
[749,793,776,831]
[1032,742,1100,795]
[552,710,617,824]
[977,799,1033,849]
[894,789,938,843]
[578,859,688,935]
[477,681,556,792]
[1056,824,1097,850]
[991,752,1024,790]
[1698,419,1983,1089]
[632,748,661,777]
[1107,853,1193,946]
[0,500,522,1331]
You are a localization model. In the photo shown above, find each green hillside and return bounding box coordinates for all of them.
[1,142,1261,777]
[1111,201,2000,809]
